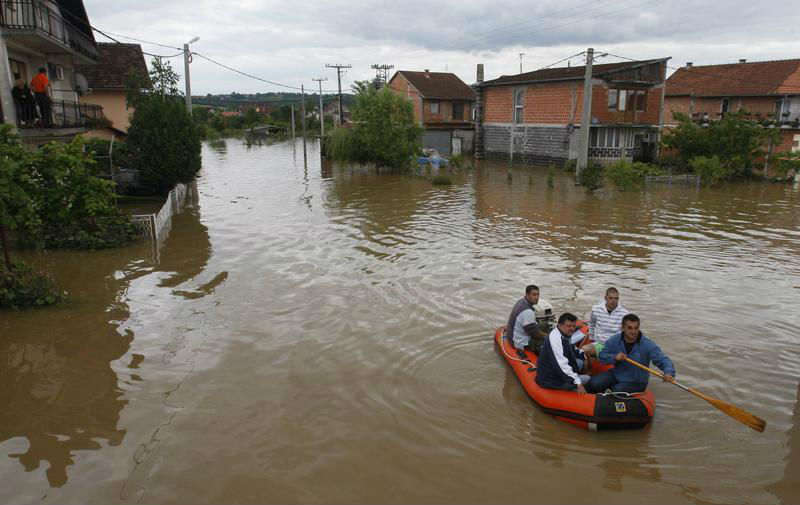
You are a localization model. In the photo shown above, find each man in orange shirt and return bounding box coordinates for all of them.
[30,67,51,127]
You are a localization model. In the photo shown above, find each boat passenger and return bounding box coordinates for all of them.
[507,285,547,354]
[535,313,591,394]
[587,314,675,394]
[581,287,629,358]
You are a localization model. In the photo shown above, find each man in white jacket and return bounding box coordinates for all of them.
[581,287,629,357]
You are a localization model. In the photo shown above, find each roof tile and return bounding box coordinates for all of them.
[393,71,476,100]
[76,43,149,90]
[665,59,800,96]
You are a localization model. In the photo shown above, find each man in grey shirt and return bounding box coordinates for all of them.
[506,285,547,354]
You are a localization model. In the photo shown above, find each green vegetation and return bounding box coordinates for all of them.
[431,175,452,185]
[577,162,605,191]
[0,262,65,309]
[662,111,778,185]
[324,87,423,168]
[563,159,577,172]
[689,155,729,186]
[604,160,665,191]
[127,57,202,194]
[547,164,556,187]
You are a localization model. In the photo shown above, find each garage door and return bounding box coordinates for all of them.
[423,130,452,156]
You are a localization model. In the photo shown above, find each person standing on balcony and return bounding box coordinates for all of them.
[12,75,36,126]
[30,68,52,127]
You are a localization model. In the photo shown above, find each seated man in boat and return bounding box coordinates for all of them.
[506,285,547,354]
[535,313,591,394]
[581,287,629,358]
[587,314,675,394]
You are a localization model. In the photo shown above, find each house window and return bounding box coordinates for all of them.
[633,91,647,111]
[776,97,791,117]
[430,102,439,114]
[9,59,26,82]
[608,89,618,110]
[513,88,524,123]
[618,90,627,111]
[453,102,464,120]
[590,127,621,148]
[721,98,729,113]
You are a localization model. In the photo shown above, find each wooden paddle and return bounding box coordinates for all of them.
[621,356,766,433]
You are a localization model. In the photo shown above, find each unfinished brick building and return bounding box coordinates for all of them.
[474,58,670,165]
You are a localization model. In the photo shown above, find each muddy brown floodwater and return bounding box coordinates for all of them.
[2,138,799,504]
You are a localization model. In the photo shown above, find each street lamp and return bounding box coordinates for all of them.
[184,36,200,112]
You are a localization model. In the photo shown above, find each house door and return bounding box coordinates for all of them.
[451,136,462,156]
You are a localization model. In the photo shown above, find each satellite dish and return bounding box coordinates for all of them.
[75,73,89,96]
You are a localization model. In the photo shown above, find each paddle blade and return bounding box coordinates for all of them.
[703,396,767,433]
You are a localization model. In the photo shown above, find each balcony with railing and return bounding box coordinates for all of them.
[15,97,104,131]
[0,0,98,62]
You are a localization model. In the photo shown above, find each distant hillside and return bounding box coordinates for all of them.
[193,92,355,109]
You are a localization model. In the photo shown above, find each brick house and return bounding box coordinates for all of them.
[474,58,670,165]
[388,69,476,156]
[665,59,800,161]
[76,42,149,138]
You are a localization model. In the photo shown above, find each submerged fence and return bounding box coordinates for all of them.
[645,173,701,188]
[130,182,192,257]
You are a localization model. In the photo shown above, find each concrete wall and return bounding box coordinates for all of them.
[80,89,130,131]
[482,123,571,165]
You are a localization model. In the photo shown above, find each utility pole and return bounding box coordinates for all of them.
[183,36,199,113]
[519,53,525,74]
[576,47,594,180]
[326,63,351,126]
[371,64,394,86]
[312,77,327,136]
[301,84,307,138]
[290,104,296,137]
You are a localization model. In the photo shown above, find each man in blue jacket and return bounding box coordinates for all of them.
[587,313,675,394]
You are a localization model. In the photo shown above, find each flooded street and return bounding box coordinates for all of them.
[2,138,799,504]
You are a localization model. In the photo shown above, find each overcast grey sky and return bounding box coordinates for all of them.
[83,0,800,95]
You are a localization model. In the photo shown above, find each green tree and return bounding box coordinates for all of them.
[662,111,778,180]
[0,125,38,267]
[326,87,422,168]
[127,57,202,194]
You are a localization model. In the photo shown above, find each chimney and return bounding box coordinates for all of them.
[739,58,747,64]
[686,62,693,68]
[424,69,430,78]
[476,63,484,83]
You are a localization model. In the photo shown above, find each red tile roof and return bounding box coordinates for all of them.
[665,59,800,97]
[392,71,476,100]
[76,43,149,90]
[480,58,669,86]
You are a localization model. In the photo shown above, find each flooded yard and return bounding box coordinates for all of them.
[1,137,799,504]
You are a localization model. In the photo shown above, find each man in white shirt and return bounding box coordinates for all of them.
[581,287,629,358]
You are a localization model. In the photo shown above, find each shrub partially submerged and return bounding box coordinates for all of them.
[0,262,65,309]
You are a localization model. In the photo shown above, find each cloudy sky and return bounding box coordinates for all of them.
[84,0,800,95]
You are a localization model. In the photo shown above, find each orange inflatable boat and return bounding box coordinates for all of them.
[495,325,655,430]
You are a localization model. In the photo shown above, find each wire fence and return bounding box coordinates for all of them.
[130,182,192,260]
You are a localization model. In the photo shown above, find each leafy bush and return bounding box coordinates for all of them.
[690,155,731,186]
[40,215,138,250]
[431,175,452,185]
[578,162,604,190]
[325,87,422,168]
[605,160,664,191]
[547,164,555,187]
[662,111,778,182]
[563,158,577,172]
[0,262,65,309]
[84,137,133,171]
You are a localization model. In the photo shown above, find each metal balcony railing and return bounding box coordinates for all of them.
[15,97,104,129]
[0,0,98,61]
